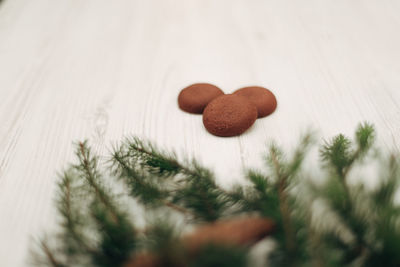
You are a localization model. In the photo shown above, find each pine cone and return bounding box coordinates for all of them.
[183,216,276,253]
[124,217,275,267]
[124,252,160,267]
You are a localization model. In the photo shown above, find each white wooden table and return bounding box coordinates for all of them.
[0,0,399,265]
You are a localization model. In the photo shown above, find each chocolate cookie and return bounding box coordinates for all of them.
[233,86,277,118]
[203,94,257,137]
[178,83,224,114]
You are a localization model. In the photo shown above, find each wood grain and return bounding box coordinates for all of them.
[0,0,399,265]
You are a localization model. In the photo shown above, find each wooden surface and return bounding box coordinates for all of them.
[0,0,399,265]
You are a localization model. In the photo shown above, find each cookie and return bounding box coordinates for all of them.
[233,86,277,118]
[203,94,257,137]
[178,83,224,114]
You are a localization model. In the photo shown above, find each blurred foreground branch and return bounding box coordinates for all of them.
[33,123,400,267]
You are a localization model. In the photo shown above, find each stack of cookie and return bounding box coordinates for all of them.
[178,83,277,137]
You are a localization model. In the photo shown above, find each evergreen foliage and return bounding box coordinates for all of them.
[34,123,400,267]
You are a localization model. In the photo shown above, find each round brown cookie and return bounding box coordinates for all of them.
[178,83,224,114]
[233,86,277,118]
[203,94,257,137]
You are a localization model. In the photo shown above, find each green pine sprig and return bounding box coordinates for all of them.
[33,123,400,267]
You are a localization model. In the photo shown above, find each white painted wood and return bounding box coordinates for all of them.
[0,0,399,265]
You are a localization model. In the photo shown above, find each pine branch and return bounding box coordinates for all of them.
[162,199,193,215]
[77,142,136,266]
[77,142,120,224]
[39,240,65,267]
[317,123,384,265]
[111,138,233,222]
[35,122,400,267]
[111,149,167,205]
[270,146,296,255]
[56,171,96,258]
[240,170,281,218]
[263,133,314,266]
